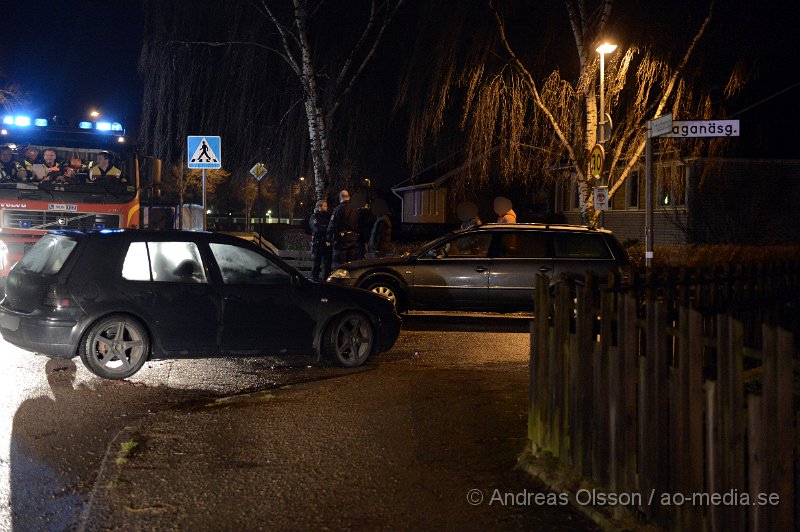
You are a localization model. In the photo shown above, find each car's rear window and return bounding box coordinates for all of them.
[17,235,78,274]
[553,232,612,259]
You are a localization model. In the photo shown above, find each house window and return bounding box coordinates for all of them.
[572,181,581,211]
[658,165,686,206]
[627,169,640,209]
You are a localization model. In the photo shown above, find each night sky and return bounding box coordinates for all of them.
[1,0,797,164]
[0,0,144,134]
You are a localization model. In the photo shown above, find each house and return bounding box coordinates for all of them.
[558,158,800,245]
[393,149,800,245]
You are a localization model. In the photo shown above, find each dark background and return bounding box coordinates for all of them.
[1,0,797,178]
[1,0,144,135]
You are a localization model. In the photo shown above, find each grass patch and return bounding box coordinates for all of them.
[115,438,139,465]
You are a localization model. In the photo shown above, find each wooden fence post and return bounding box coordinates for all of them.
[572,273,596,476]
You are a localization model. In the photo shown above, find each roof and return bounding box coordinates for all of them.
[471,223,613,234]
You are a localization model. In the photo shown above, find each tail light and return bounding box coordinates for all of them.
[44,285,74,308]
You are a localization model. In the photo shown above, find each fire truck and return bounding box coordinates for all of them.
[0,114,146,285]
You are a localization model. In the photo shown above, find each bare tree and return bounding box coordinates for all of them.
[138,0,403,203]
[402,0,740,225]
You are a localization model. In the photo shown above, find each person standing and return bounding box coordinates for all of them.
[368,198,392,257]
[309,199,332,281]
[326,189,361,269]
[456,201,482,229]
[494,196,517,224]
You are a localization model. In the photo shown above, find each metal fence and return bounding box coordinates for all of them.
[529,262,800,531]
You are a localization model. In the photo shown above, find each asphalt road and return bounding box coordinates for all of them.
[0,312,593,531]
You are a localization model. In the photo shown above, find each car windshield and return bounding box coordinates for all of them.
[16,234,78,274]
[415,228,471,257]
[0,144,134,203]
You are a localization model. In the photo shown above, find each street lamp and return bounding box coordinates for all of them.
[595,42,617,145]
[596,42,617,228]
[90,110,100,118]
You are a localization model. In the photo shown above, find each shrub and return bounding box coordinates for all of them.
[625,243,800,268]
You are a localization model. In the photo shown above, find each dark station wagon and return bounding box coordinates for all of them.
[327,223,629,312]
[0,230,401,379]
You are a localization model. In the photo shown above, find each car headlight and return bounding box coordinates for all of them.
[328,269,350,280]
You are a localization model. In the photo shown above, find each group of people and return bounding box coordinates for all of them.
[0,145,126,185]
[309,189,393,281]
[309,191,518,282]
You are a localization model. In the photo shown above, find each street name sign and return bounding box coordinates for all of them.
[250,162,267,181]
[661,120,740,138]
[187,136,222,169]
[649,113,673,138]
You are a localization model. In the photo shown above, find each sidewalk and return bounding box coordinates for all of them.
[81,355,595,530]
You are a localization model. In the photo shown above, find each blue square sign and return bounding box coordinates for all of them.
[187,136,222,169]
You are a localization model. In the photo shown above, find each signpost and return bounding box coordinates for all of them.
[644,115,738,268]
[589,143,607,222]
[594,186,609,211]
[187,136,222,231]
[250,162,267,235]
[590,144,604,178]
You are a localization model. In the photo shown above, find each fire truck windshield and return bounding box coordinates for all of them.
[0,118,141,281]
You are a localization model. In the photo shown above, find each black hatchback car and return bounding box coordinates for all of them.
[327,223,629,312]
[0,230,401,379]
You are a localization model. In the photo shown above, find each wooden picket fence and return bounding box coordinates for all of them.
[529,262,800,531]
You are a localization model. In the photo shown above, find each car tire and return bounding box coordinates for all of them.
[79,315,149,380]
[323,311,374,368]
[364,278,406,312]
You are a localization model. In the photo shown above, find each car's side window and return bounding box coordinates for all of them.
[122,241,208,283]
[432,233,492,258]
[496,232,549,258]
[210,243,291,285]
[553,233,612,259]
[121,242,151,281]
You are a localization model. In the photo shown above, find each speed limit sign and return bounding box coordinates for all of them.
[590,144,604,178]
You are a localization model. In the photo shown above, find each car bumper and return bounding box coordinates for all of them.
[375,311,402,352]
[0,307,80,358]
[326,276,358,288]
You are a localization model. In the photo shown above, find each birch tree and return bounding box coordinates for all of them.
[402,0,739,225]
[138,0,403,203]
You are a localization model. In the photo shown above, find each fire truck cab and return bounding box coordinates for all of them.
[0,114,140,286]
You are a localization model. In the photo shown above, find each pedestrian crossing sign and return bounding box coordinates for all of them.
[187,136,222,169]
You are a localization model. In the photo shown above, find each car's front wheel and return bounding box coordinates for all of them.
[79,315,149,380]
[364,278,406,312]
[323,311,374,368]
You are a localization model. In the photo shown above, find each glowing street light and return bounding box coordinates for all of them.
[595,42,617,145]
[596,42,617,229]
[90,110,100,118]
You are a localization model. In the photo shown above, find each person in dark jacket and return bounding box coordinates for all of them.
[368,198,392,257]
[326,189,361,269]
[309,199,332,281]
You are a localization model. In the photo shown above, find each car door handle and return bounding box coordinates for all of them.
[539,266,552,273]
[475,266,487,273]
